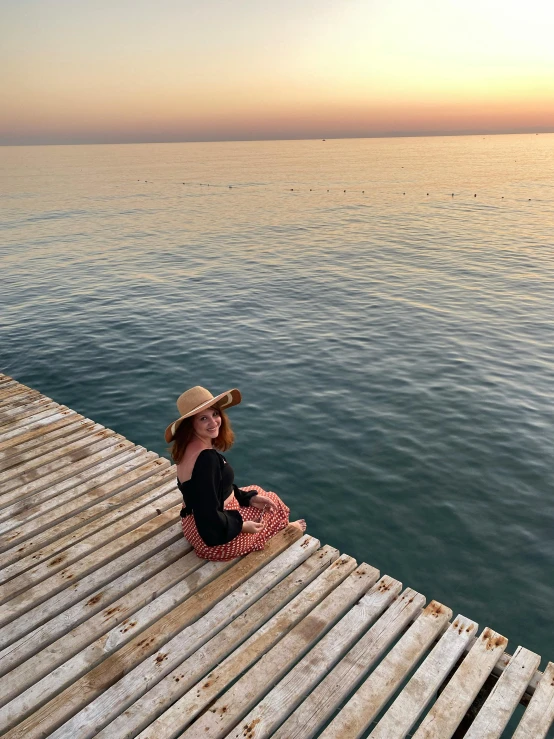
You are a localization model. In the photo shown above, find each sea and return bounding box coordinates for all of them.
[1,134,553,681]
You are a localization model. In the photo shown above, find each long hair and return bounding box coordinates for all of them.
[170,407,235,463]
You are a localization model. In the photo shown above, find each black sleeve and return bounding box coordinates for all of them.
[188,450,243,546]
[233,484,257,507]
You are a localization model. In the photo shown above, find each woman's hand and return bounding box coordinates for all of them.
[249,494,278,513]
[242,520,265,534]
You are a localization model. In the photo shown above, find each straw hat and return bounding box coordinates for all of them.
[165,385,241,443]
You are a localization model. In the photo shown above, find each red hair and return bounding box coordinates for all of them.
[169,407,235,464]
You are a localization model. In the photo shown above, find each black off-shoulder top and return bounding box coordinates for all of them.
[177,449,256,547]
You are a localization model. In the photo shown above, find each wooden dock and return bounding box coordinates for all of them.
[0,372,552,738]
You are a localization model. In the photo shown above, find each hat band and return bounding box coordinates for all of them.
[218,392,232,408]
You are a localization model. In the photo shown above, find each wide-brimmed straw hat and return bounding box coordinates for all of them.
[165,385,241,443]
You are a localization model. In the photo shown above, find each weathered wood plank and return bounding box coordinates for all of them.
[369,614,478,738]
[0,536,191,674]
[46,534,320,739]
[0,461,172,581]
[3,525,302,739]
[0,422,112,488]
[464,645,541,738]
[0,410,83,452]
[0,455,168,565]
[0,523,183,650]
[100,545,340,739]
[493,651,543,697]
[0,397,55,426]
[133,551,356,739]
[0,418,98,471]
[412,627,508,738]
[0,449,156,555]
[228,575,401,739]
[0,406,71,441]
[0,547,205,704]
[0,410,82,452]
[0,433,134,501]
[0,443,140,518]
[273,587,425,739]
[180,561,379,739]
[0,488,182,599]
[320,601,453,739]
[0,388,41,408]
[0,419,102,476]
[0,504,181,620]
[512,661,554,739]
[0,402,63,434]
[0,556,229,723]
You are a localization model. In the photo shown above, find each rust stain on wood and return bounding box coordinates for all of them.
[86,593,103,606]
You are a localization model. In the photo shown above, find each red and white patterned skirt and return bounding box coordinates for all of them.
[180,485,290,561]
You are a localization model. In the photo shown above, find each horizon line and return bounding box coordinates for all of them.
[1,127,553,148]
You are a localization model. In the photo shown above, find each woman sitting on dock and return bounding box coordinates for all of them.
[165,386,305,561]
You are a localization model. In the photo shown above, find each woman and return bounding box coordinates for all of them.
[165,385,305,561]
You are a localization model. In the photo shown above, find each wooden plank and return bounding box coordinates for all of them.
[0,378,29,392]
[0,418,98,471]
[0,488,182,599]
[0,411,83,452]
[0,504,181,621]
[0,432,133,500]
[3,524,302,739]
[493,651,543,697]
[369,614,478,738]
[0,449,157,555]
[0,546,204,701]
[228,575,401,739]
[179,562,379,739]
[464,645,541,738]
[42,535,321,739]
[0,523,182,650]
[0,460,172,579]
[412,627,508,738]
[133,552,357,739]
[0,383,26,396]
[0,441,139,515]
[320,601,453,739]
[0,422,109,485]
[0,449,163,537]
[273,587,425,739]
[0,419,103,476]
[0,534,191,672]
[512,661,554,739]
[0,406,71,440]
[100,544,341,739]
[0,388,42,407]
[0,454,168,565]
[0,555,229,721]
[0,400,61,431]
[0,397,55,426]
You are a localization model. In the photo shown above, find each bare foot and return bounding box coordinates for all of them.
[290,519,307,533]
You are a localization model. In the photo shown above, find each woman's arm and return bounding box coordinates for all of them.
[188,450,243,546]
[233,485,257,507]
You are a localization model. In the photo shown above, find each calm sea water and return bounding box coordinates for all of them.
[1,135,554,676]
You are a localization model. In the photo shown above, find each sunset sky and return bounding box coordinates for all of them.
[1,0,554,145]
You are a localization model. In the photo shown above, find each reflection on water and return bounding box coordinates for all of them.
[1,134,554,669]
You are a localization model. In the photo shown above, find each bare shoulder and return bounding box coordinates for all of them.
[177,444,215,482]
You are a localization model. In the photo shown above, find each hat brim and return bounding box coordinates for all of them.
[164,388,241,443]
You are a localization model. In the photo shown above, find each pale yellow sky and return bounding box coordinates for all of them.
[1,0,553,144]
